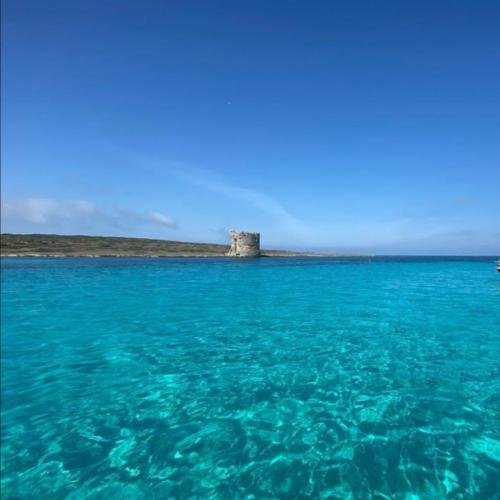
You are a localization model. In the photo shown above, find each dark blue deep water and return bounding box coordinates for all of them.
[1,257,500,498]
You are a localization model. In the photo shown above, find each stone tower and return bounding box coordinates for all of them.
[227,231,260,257]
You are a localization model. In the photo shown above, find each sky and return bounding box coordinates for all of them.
[1,0,499,255]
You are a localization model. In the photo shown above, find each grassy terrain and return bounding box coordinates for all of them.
[0,234,230,256]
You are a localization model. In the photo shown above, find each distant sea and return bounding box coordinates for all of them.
[1,257,499,498]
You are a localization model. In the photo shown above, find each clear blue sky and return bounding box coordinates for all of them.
[2,0,499,254]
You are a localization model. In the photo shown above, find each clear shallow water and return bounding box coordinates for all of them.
[1,257,499,499]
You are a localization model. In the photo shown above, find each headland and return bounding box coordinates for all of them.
[0,234,366,258]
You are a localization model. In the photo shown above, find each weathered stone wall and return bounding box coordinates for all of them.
[227,231,260,257]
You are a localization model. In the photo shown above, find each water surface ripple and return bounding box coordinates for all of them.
[1,257,499,498]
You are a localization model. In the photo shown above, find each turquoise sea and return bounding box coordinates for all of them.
[1,257,499,499]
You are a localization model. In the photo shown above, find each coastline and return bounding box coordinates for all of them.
[0,252,369,258]
[0,234,369,258]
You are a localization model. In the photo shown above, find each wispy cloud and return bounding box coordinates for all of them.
[2,198,96,225]
[1,198,177,233]
[170,164,304,231]
[148,211,177,227]
[105,150,306,236]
